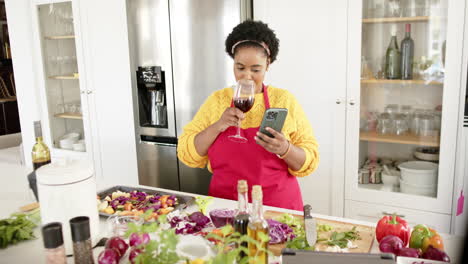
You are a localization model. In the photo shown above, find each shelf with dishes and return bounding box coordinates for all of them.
[360,79,443,86]
[44,35,75,40]
[360,131,439,147]
[54,112,82,120]
[362,16,431,24]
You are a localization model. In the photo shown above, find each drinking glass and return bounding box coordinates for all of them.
[228,79,255,143]
[107,215,144,238]
[419,114,435,136]
[394,114,409,135]
[377,113,394,134]
[384,104,400,117]
[385,0,402,17]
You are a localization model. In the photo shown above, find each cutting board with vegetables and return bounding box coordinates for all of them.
[264,210,376,256]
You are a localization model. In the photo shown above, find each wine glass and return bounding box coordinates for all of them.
[228,79,255,143]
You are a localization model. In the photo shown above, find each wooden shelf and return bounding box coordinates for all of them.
[45,35,75,40]
[363,16,430,24]
[360,131,440,147]
[54,113,82,120]
[48,74,79,80]
[361,79,443,85]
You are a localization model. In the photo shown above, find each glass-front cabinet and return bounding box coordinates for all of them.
[345,0,465,231]
[34,1,88,156]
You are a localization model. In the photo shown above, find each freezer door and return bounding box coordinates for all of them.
[170,0,247,136]
[138,140,179,191]
[178,161,212,195]
[127,0,176,137]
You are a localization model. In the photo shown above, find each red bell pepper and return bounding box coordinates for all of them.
[376,214,411,246]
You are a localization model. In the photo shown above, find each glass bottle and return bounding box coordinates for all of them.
[401,24,415,80]
[42,222,66,264]
[247,185,269,264]
[32,121,51,170]
[385,25,401,79]
[70,216,94,264]
[233,180,249,259]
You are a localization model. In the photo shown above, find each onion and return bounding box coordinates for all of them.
[421,246,450,262]
[397,247,421,258]
[129,233,150,247]
[129,248,143,264]
[379,235,404,254]
[105,236,129,258]
[98,248,119,264]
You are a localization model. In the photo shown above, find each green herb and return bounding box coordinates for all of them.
[285,236,314,251]
[124,211,182,264]
[317,224,332,232]
[0,211,39,248]
[325,226,361,248]
[276,213,305,238]
[205,224,272,264]
[195,196,214,215]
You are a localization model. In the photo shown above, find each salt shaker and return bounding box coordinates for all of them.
[42,222,67,264]
[70,216,94,264]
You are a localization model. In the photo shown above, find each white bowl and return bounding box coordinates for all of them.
[382,170,400,187]
[176,235,215,261]
[72,142,86,152]
[414,147,439,161]
[62,132,80,141]
[59,138,77,150]
[398,161,438,186]
[400,179,437,197]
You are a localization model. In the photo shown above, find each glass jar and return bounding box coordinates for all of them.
[394,114,409,135]
[377,113,394,134]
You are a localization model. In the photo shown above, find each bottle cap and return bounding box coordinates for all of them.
[391,25,397,36]
[405,24,411,33]
[33,121,42,138]
[42,222,64,249]
[252,185,263,200]
[70,216,91,242]
[237,180,248,193]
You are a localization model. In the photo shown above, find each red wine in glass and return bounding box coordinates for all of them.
[229,79,255,143]
[234,97,255,113]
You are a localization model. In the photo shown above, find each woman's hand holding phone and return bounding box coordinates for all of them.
[255,127,289,156]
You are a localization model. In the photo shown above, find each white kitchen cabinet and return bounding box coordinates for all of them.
[6,0,139,188]
[344,0,466,232]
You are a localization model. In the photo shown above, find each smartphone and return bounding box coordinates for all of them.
[259,108,288,138]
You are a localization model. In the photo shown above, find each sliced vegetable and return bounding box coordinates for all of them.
[195,196,214,215]
[267,219,295,244]
[409,224,444,253]
[376,214,411,246]
[379,235,404,254]
[421,245,450,262]
[98,248,119,264]
[129,233,150,247]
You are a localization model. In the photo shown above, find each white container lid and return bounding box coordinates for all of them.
[398,161,438,173]
[37,160,94,185]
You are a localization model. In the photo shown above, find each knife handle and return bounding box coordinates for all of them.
[304,204,312,217]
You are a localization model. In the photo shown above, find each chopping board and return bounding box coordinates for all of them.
[264,210,375,256]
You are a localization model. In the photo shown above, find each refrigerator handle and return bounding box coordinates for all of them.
[240,0,253,21]
[140,135,177,147]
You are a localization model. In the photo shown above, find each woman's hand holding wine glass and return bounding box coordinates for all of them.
[214,108,245,133]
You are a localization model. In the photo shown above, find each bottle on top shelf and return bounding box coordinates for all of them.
[401,24,415,80]
[385,25,401,80]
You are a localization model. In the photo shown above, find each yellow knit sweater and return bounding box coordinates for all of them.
[177,85,319,177]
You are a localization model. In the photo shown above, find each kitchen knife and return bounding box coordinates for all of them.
[304,204,317,246]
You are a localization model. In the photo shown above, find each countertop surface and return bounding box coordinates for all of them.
[0,162,464,263]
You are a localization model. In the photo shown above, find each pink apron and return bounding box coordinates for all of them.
[207,85,303,211]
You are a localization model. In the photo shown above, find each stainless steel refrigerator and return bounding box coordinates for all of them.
[127,0,252,194]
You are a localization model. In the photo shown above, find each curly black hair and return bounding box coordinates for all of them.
[225,20,280,63]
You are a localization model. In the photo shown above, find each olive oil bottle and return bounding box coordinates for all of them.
[32,121,51,170]
[247,185,269,264]
[233,180,249,259]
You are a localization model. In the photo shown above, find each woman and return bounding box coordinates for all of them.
[177,20,319,210]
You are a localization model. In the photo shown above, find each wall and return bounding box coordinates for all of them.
[254,0,348,216]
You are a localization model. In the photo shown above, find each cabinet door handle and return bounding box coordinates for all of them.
[80,90,85,94]
[382,211,406,218]
[336,99,342,104]
[349,99,356,106]
[86,90,93,94]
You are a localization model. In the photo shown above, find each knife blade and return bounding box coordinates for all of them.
[304,204,317,246]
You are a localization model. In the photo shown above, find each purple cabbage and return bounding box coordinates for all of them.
[267,219,296,244]
[188,212,211,226]
[169,212,211,235]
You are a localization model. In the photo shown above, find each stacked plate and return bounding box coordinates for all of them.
[398,161,438,197]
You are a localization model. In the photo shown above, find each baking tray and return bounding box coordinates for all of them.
[97,185,195,218]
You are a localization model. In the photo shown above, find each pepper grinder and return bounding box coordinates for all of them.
[42,222,66,264]
[70,216,94,264]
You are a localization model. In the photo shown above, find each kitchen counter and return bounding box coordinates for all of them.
[0,162,465,263]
